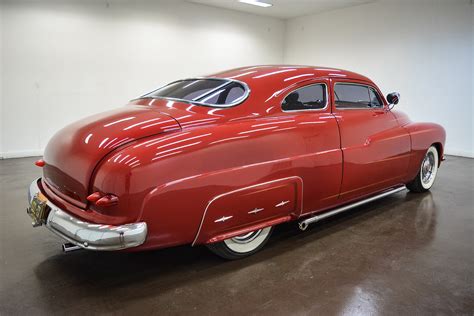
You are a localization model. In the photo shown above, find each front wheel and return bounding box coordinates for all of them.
[407,145,439,193]
[206,226,273,260]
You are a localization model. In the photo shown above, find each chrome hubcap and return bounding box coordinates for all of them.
[231,229,263,244]
[421,152,435,184]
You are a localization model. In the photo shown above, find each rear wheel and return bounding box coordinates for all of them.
[206,226,273,260]
[407,146,439,193]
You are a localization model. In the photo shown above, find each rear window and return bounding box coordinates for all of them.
[143,79,248,107]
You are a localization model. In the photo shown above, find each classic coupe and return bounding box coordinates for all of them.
[27,66,445,259]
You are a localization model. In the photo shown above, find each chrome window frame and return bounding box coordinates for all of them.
[280,83,329,113]
[333,82,384,110]
[136,77,251,108]
[368,86,384,107]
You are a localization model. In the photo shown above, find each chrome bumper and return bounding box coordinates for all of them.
[27,178,147,251]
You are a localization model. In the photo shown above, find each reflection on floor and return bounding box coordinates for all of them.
[0,156,472,315]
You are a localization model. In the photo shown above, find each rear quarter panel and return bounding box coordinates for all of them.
[93,112,341,250]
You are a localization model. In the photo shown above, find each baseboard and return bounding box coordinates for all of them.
[1,148,473,159]
[1,150,44,159]
[444,150,474,158]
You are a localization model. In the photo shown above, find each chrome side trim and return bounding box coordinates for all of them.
[275,200,290,207]
[298,186,406,231]
[248,207,264,214]
[214,215,233,223]
[192,176,304,246]
[27,179,147,251]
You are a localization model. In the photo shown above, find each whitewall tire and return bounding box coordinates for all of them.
[407,146,439,193]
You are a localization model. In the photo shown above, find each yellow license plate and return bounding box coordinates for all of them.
[29,193,50,226]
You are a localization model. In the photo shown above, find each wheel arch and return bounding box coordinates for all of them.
[431,142,444,166]
[403,122,446,181]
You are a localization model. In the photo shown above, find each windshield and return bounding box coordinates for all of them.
[142,79,248,107]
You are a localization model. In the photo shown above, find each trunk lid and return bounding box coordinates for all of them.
[43,105,181,207]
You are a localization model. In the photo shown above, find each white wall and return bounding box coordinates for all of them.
[0,0,284,158]
[1,0,473,158]
[285,0,473,157]
[0,2,3,156]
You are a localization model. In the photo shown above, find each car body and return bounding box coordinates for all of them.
[27,65,446,258]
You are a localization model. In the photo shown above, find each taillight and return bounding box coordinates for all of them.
[87,192,119,207]
[96,194,119,207]
[86,191,103,203]
[35,159,45,167]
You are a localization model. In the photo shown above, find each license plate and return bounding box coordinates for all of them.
[28,193,50,226]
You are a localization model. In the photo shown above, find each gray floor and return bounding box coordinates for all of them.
[0,156,473,315]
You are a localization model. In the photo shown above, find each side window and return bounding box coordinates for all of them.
[368,87,383,107]
[334,83,383,109]
[334,84,371,109]
[282,84,326,111]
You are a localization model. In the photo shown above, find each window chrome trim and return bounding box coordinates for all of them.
[280,83,329,113]
[135,77,251,108]
[191,80,233,102]
[333,82,384,110]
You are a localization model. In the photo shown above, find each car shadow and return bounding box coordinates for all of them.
[32,190,438,311]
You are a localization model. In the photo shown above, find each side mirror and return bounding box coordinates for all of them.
[386,92,400,105]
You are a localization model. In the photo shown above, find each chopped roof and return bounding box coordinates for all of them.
[209,65,372,84]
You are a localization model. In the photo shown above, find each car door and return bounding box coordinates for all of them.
[279,80,343,213]
[331,80,411,201]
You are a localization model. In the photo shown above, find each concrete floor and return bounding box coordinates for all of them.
[0,156,473,315]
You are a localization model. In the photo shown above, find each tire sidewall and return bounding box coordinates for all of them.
[420,146,439,190]
[221,226,273,257]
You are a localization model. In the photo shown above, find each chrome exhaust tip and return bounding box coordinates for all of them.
[298,221,309,231]
[62,242,81,253]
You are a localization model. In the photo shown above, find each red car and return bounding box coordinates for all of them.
[27,66,445,259]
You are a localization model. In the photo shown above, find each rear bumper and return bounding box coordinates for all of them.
[27,178,147,251]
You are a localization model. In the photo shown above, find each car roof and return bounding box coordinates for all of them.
[209,65,373,85]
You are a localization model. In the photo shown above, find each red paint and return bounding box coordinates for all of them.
[95,194,119,207]
[193,177,303,245]
[206,215,292,244]
[35,159,45,167]
[42,107,180,209]
[86,191,103,203]
[37,66,446,251]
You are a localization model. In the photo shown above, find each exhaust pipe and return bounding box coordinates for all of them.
[298,221,309,231]
[298,186,406,231]
[62,242,81,253]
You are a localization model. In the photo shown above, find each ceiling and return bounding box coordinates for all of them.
[187,0,377,19]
